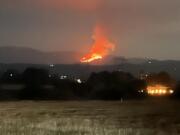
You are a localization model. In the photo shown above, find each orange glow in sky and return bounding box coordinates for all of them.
[80,24,115,63]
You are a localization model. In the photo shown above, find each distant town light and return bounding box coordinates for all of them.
[76,79,82,84]
[147,85,174,96]
[162,90,166,94]
[50,64,54,68]
[60,75,67,80]
[170,90,174,94]
[138,90,144,93]
[10,73,13,77]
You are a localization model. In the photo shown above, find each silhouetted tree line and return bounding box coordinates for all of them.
[146,72,175,88]
[0,67,179,100]
[86,71,147,100]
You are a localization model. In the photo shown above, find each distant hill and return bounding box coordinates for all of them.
[0,47,180,79]
[0,46,150,65]
[0,61,180,80]
[0,46,83,64]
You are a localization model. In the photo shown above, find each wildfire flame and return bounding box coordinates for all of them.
[80,24,115,63]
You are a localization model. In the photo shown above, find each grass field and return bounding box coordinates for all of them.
[0,99,179,135]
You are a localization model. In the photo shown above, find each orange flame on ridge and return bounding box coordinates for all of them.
[80,24,115,63]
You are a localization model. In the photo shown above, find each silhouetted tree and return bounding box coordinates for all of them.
[146,72,175,87]
[20,68,49,99]
[52,78,79,100]
[173,81,180,98]
[129,79,147,98]
[0,69,21,100]
[1,69,21,84]
[86,71,146,100]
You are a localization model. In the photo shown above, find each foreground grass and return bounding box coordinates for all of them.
[0,100,179,135]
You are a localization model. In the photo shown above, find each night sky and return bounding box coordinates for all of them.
[1,0,180,60]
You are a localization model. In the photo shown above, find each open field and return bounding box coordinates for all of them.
[0,100,179,135]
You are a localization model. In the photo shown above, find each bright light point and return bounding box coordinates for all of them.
[170,90,174,94]
[76,79,82,84]
[162,90,166,94]
[147,85,173,96]
[60,75,67,80]
[50,64,54,67]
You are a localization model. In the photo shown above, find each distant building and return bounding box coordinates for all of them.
[147,85,174,96]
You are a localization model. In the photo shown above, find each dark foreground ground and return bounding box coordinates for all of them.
[0,99,179,135]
